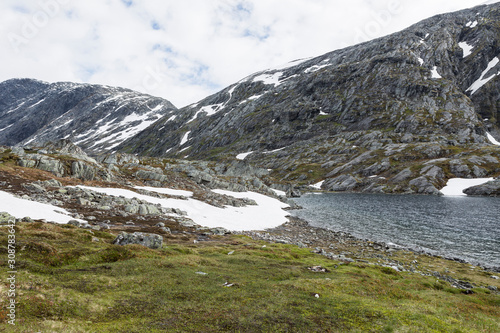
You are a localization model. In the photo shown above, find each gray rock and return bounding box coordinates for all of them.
[323,175,359,192]
[211,227,230,235]
[35,179,63,188]
[463,179,500,196]
[11,147,25,156]
[37,157,65,177]
[449,160,471,178]
[409,177,441,195]
[135,170,167,182]
[0,212,16,224]
[390,168,413,183]
[68,220,82,227]
[22,183,46,193]
[113,232,163,249]
[71,161,96,181]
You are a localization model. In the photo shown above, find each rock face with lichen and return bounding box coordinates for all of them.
[117,3,500,194]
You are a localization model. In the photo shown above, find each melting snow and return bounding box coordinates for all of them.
[236,152,253,160]
[165,115,177,123]
[266,57,313,71]
[418,57,424,65]
[270,188,286,196]
[466,20,478,28]
[467,57,499,95]
[311,181,324,190]
[77,186,290,231]
[440,178,494,196]
[304,63,331,73]
[431,66,442,79]
[487,132,500,145]
[459,42,474,58]
[0,124,14,133]
[0,190,83,224]
[240,94,264,105]
[253,72,283,86]
[180,131,191,146]
[135,186,193,197]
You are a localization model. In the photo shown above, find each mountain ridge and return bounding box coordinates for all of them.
[2,3,500,195]
[0,78,177,154]
[114,2,500,194]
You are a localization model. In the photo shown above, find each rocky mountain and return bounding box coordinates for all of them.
[0,78,177,154]
[117,2,500,194]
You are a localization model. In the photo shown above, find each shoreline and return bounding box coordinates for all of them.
[236,216,500,274]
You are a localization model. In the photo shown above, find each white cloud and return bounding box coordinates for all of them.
[0,0,490,107]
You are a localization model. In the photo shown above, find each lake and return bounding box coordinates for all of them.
[291,193,500,268]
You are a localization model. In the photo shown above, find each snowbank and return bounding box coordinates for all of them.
[134,186,193,197]
[440,178,494,196]
[78,186,290,231]
[0,190,81,224]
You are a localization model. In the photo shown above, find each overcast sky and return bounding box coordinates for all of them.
[0,0,496,107]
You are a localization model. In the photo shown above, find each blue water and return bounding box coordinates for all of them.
[291,193,500,268]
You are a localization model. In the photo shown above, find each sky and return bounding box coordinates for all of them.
[0,0,496,108]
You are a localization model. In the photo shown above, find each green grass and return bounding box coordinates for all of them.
[0,223,499,332]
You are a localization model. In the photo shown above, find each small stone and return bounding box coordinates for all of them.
[68,220,81,227]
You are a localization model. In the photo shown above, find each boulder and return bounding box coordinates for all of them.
[409,177,441,195]
[0,212,16,224]
[323,175,359,192]
[71,161,96,181]
[113,232,163,249]
[463,179,500,196]
[22,183,46,193]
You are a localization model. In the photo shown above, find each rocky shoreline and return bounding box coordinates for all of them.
[238,215,500,273]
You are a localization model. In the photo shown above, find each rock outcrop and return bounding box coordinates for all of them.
[113,232,163,249]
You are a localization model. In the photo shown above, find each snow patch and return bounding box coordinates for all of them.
[134,186,193,197]
[253,72,283,86]
[236,151,253,160]
[304,63,331,73]
[430,66,442,79]
[459,42,474,58]
[0,190,83,224]
[180,131,191,146]
[266,57,313,71]
[466,20,478,28]
[441,178,494,196]
[77,186,289,231]
[467,57,500,95]
[270,188,286,196]
[486,132,500,145]
[0,124,14,133]
[311,181,324,190]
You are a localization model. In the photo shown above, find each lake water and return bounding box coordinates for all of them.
[291,193,500,268]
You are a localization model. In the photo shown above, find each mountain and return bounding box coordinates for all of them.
[117,3,500,194]
[0,78,177,154]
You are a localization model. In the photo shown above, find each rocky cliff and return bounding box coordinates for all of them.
[117,3,500,194]
[0,78,177,154]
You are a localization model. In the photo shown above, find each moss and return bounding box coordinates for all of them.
[2,218,500,333]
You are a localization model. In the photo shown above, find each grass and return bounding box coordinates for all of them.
[0,223,499,332]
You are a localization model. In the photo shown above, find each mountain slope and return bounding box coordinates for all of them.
[0,78,177,154]
[118,3,500,194]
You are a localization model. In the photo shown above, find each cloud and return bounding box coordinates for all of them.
[0,0,489,107]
